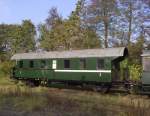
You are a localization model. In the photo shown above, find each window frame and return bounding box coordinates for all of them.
[29,60,34,68]
[41,60,46,68]
[19,60,23,68]
[80,59,86,69]
[97,59,105,70]
[64,59,70,69]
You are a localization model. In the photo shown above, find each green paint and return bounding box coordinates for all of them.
[14,57,113,83]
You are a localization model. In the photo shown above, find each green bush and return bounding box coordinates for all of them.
[129,64,142,81]
[0,61,14,75]
[120,59,142,81]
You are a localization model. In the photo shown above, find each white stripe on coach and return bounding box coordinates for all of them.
[54,70,111,73]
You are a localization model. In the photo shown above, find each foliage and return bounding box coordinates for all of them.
[20,20,36,52]
[120,59,142,81]
[0,61,14,75]
[10,20,36,54]
[39,2,101,51]
[81,0,149,48]
[129,64,142,81]
[0,20,36,62]
[118,0,150,45]
[120,59,128,69]
[85,0,118,48]
[128,34,144,64]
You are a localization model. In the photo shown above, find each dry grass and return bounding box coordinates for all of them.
[0,76,150,116]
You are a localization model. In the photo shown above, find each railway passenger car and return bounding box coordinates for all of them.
[11,47,129,91]
[140,51,150,94]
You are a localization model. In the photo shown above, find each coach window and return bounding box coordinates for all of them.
[97,59,104,69]
[19,60,23,68]
[52,60,57,69]
[64,60,70,69]
[143,57,150,71]
[80,59,86,69]
[41,60,46,68]
[30,60,34,68]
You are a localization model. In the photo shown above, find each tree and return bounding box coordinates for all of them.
[39,7,63,51]
[66,0,101,49]
[0,24,7,51]
[39,3,101,51]
[0,20,36,60]
[128,31,145,64]
[9,20,36,54]
[64,0,101,49]
[85,0,118,48]
[45,7,62,30]
[10,25,23,54]
[21,20,36,52]
[126,0,133,45]
[116,0,150,46]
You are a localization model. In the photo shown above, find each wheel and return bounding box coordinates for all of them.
[34,80,41,86]
[25,80,40,87]
[100,85,111,93]
[25,80,35,87]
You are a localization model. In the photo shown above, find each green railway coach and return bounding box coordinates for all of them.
[11,47,129,90]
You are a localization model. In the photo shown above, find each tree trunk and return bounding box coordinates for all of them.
[128,2,132,45]
[104,20,108,48]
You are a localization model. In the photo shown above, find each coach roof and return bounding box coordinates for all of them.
[11,47,128,60]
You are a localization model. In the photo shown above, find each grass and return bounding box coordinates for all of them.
[0,75,150,116]
[0,73,13,85]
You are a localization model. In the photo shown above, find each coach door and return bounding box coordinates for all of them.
[112,60,121,81]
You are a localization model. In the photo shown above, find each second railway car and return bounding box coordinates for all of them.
[139,51,150,94]
[11,47,129,91]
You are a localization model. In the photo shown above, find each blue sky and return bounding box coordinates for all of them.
[0,0,77,25]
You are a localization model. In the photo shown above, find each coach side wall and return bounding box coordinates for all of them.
[13,57,112,83]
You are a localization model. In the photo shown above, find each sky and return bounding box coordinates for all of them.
[0,0,77,25]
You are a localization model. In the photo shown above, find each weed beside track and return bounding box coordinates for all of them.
[0,76,150,116]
